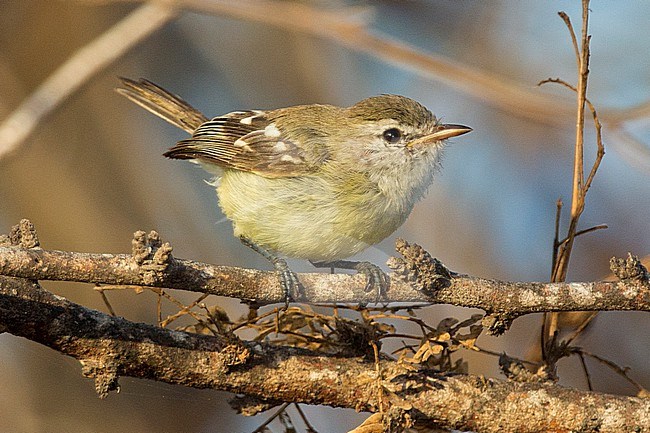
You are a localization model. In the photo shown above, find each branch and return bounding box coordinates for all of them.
[1,276,648,433]
[0,236,648,327]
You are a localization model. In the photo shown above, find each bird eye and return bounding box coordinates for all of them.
[382,128,402,144]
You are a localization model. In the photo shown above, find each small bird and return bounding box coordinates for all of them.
[117,78,471,304]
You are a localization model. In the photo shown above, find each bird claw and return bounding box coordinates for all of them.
[355,261,390,303]
[311,259,390,304]
[272,258,304,308]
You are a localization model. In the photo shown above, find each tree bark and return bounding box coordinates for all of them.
[0,245,647,315]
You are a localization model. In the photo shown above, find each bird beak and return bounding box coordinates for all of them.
[427,124,473,141]
[407,123,472,149]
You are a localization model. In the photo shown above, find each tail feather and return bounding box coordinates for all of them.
[116,77,208,134]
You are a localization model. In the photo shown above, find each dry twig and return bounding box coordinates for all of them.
[541,0,607,363]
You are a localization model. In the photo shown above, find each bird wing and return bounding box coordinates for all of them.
[164,110,317,178]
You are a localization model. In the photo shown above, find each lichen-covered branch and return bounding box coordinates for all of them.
[1,276,648,433]
[0,240,647,319]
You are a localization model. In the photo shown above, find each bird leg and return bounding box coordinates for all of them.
[240,237,303,308]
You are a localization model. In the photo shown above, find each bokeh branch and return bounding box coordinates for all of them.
[2,0,649,170]
[0,2,177,159]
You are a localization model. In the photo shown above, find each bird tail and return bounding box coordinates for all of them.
[116,77,208,134]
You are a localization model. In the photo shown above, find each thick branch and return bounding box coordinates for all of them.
[1,276,648,433]
[0,246,648,317]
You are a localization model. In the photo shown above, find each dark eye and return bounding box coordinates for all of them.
[382,128,402,144]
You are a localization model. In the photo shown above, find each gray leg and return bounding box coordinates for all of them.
[240,237,303,308]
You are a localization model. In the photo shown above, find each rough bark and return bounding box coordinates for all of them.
[0,245,648,315]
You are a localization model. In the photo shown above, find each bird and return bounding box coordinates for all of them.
[117,78,472,305]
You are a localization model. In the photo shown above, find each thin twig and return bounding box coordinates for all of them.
[556,224,608,248]
[551,198,563,278]
[198,303,227,335]
[95,285,117,316]
[564,312,598,346]
[557,12,580,70]
[251,402,291,433]
[369,312,437,333]
[293,404,318,433]
[102,284,213,328]
[159,293,209,328]
[231,308,281,332]
[142,286,209,325]
[473,345,540,367]
[574,349,647,393]
[156,290,163,326]
[546,198,563,354]
[583,98,605,196]
[371,339,384,414]
[577,351,594,391]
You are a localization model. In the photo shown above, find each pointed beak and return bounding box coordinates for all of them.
[428,124,473,141]
[407,123,472,149]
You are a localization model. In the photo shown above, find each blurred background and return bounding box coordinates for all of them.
[1,1,649,432]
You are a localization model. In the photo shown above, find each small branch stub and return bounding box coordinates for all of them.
[481,313,517,336]
[6,219,40,249]
[81,362,121,399]
[131,230,174,285]
[387,239,453,296]
[610,253,649,283]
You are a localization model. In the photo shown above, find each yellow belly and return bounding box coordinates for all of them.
[216,169,409,261]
